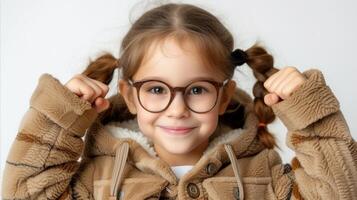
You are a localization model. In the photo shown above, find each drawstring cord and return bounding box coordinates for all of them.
[109,143,243,199]
[224,144,245,200]
[110,142,129,198]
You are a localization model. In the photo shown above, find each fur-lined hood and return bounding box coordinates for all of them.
[4,69,355,200]
[82,83,265,170]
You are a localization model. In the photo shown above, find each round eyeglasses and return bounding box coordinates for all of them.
[127,78,229,114]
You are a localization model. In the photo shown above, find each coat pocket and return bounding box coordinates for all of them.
[93,177,167,200]
[202,176,273,200]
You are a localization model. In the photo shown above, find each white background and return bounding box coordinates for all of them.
[1,0,357,193]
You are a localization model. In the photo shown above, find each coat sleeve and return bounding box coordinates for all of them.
[1,73,99,199]
[268,69,357,199]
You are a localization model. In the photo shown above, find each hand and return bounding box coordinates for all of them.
[263,67,307,106]
[65,74,110,113]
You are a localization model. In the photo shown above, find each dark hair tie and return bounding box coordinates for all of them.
[231,48,248,67]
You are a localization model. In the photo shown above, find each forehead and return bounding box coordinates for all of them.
[132,37,223,85]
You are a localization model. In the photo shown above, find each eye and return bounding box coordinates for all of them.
[148,86,166,94]
[189,86,206,95]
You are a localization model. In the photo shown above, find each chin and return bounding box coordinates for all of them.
[162,142,198,155]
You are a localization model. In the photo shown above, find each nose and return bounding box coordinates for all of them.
[165,91,190,118]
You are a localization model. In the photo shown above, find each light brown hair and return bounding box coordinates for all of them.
[81,3,279,149]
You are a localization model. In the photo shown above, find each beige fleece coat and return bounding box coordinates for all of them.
[2,69,357,200]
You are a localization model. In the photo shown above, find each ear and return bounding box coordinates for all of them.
[118,79,138,114]
[218,80,236,115]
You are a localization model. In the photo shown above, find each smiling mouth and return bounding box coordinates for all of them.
[158,126,196,135]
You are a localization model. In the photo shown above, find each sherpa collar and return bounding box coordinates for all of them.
[83,84,265,183]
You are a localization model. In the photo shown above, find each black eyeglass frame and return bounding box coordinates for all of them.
[127,78,230,114]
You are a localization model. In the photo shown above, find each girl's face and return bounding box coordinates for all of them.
[119,37,235,156]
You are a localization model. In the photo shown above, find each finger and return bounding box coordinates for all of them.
[264,93,273,106]
[280,75,304,99]
[268,68,294,93]
[65,78,85,97]
[78,84,96,103]
[94,97,110,113]
[263,70,281,91]
[264,93,280,106]
[90,79,110,97]
[274,72,297,99]
[68,78,95,103]
[78,77,104,101]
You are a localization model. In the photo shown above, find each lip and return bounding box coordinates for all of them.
[159,125,196,135]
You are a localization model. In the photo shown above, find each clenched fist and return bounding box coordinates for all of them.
[263,67,307,106]
[65,74,110,113]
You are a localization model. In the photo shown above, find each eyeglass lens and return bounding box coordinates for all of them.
[138,80,218,113]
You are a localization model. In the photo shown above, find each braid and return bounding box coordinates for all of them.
[245,43,279,149]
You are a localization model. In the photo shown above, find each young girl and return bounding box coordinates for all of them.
[2,3,356,200]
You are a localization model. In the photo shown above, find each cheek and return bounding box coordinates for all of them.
[136,107,159,139]
[131,94,156,138]
[195,109,220,136]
